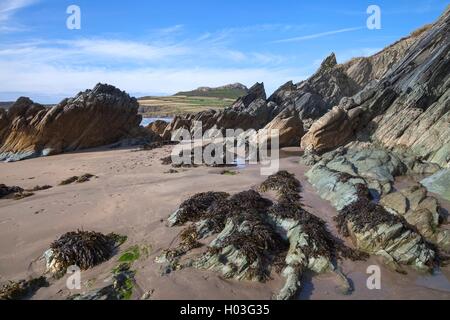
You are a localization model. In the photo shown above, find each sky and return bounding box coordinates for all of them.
[0,0,448,103]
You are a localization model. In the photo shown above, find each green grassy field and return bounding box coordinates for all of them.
[174,87,248,99]
[138,95,235,117]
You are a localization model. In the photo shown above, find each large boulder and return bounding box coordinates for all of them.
[147,120,169,137]
[300,106,363,153]
[421,169,450,202]
[0,84,145,161]
[256,108,304,148]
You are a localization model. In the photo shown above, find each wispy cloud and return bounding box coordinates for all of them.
[0,36,304,101]
[0,0,37,32]
[272,27,365,43]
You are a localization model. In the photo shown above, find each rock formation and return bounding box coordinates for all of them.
[162,13,429,143]
[158,171,366,300]
[300,7,450,168]
[421,169,450,201]
[147,120,169,136]
[380,184,450,253]
[256,108,304,148]
[162,83,276,140]
[0,84,149,161]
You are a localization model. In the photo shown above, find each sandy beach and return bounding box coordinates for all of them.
[1,145,449,300]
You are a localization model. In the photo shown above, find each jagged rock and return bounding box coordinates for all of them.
[300,8,450,167]
[335,186,436,272]
[305,147,407,201]
[255,108,304,148]
[380,183,450,252]
[300,106,363,153]
[421,169,450,202]
[162,83,276,140]
[147,120,169,136]
[268,81,297,105]
[0,84,148,162]
[306,149,437,271]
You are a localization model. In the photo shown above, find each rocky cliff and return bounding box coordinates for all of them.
[0,84,147,161]
[162,13,432,146]
[301,7,449,168]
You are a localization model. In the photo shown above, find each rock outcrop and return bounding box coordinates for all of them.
[380,184,450,253]
[256,108,304,148]
[335,187,435,272]
[421,169,450,202]
[0,84,146,161]
[300,7,450,168]
[305,147,439,271]
[162,82,277,140]
[300,106,363,153]
[158,171,364,300]
[147,120,169,136]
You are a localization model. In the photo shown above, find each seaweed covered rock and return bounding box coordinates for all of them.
[159,171,364,300]
[306,148,438,271]
[44,231,121,275]
[335,185,436,272]
[0,184,23,199]
[0,277,48,300]
[380,184,450,253]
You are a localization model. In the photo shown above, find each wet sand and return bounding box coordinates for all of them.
[0,146,449,300]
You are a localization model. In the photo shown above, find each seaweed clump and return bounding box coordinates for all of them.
[46,231,120,275]
[263,172,367,262]
[335,184,410,238]
[0,184,24,199]
[27,185,53,192]
[160,171,367,299]
[259,170,302,203]
[0,277,48,300]
[173,191,230,226]
[59,174,95,185]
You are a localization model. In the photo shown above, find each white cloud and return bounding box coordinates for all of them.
[273,27,365,43]
[0,0,37,31]
[68,39,190,61]
[0,38,307,102]
[0,61,305,102]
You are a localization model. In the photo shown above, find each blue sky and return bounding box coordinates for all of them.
[0,0,448,103]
